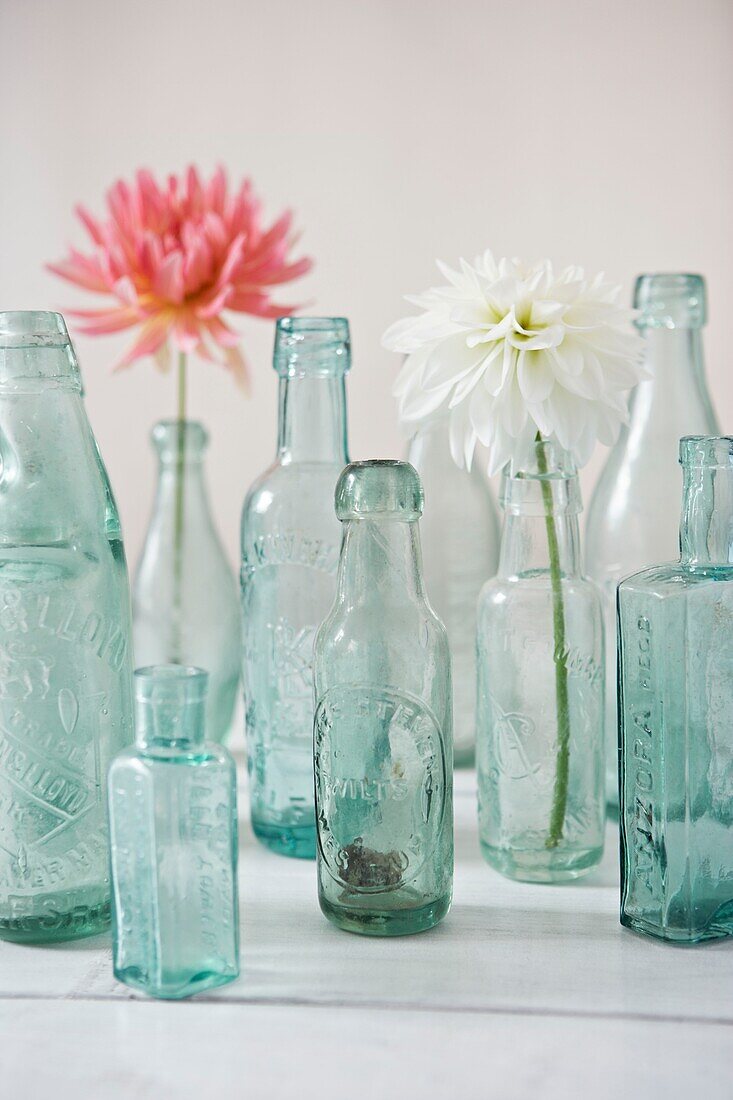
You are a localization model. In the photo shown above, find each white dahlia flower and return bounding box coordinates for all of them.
[383,252,644,474]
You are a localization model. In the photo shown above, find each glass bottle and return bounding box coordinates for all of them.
[476,442,605,882]
[586,274,719,805]
[408,417,500,765]
[241,317,350,858]
[314,461,453,936]
[109,665,239,997]
[133,420,240,743]
[618,436,733,943]
[0,311,134,942]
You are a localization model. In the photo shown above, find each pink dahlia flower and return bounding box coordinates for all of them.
[48,166,313,386]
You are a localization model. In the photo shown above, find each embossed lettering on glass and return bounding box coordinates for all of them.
[586,275,719,806]
[314,461,453,935]
[133,420,240,743]
[109,666,239,998]
[619,437,733,943]
[0,312,134,942]
[241,317,350,858]
[408,416,500,766]
[476,442,605,882]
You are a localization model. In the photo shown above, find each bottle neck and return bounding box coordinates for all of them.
[498,451,583,578]
[680,463,733,567]
[336,518,426,605]
[498,511,582,578]
[277,373,348,464]
[151,421,211,527]
[632,327,713,421]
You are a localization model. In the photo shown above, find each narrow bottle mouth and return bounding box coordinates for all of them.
[0,311,71,348]
[152,419,209,460]
[500,442,582,515]
[274,316,350,376]
[679,435,733,469]
[634,273,706,329]
[0,311,82,391]
[335,460,423,520]
[135,664,209,704]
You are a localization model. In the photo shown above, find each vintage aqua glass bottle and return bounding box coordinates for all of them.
[109,665,239,997]
[133,420,240,743]
[0,311,134,942]
[476,443,605,882]
[586,274,719,806]
[314,461,453,935]
[618,436,733,943]
[408,416,500,766]
[241,317,350,858]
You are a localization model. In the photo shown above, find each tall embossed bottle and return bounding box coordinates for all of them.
[241,317,350,857]
[314,461,453,935]
[0,312,133,942]
[586,274,718,805]
[619,436,733,943]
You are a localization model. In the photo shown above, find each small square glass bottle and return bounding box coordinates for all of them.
[618,437,733,943]
[108,665,240,998]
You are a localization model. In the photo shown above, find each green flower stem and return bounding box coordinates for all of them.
[536,434,570,849]
[172,351,187,663]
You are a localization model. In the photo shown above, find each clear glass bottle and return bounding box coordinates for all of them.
[618,436,733,943]
[314,461,453,936]
[133,420,240,743]
[0,311,134,942]
[408,417,500,765]
[476,443,605,882]
[241,317,350,858]
[109,665,239,997]
[586,274,719,805]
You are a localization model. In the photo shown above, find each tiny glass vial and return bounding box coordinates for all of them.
[314,461,453,936]
[108,666,239,999]
[619,437,733,943]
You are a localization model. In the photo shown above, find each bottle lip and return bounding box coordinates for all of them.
[336,459,423,520]
[0,310,71,348]
[135,664,208,696]
[500,444,582,516]
[679,435,733,469]
[152,419,209,457]
[633,273,706,329]
[274,316,351,376]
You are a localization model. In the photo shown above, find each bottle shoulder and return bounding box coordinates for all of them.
[242,461,344,532]
[619,562,733,598]
[109,743,237,774]
[478,571,600,603]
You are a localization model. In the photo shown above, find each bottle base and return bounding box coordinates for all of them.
[251,817,316,860]
[453,745,476,769]
[480,840,603,883]
[621,912,733,945]
[319,891,451,936]
[0,899,111,944]
[115,964,239,1000]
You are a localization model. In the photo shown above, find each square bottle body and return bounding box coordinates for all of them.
[618,564,733,943]
[109,747,239,998]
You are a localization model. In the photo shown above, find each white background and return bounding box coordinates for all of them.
[1,0,731,567]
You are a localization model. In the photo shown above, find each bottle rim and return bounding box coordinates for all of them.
[274,315,351,376]
[335,459,423,520]
[0,311,71,348]
[679,435,733,469]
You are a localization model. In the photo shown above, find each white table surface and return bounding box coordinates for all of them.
[2,761,732,1099]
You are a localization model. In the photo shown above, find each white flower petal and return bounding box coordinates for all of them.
[517,350,555,402]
